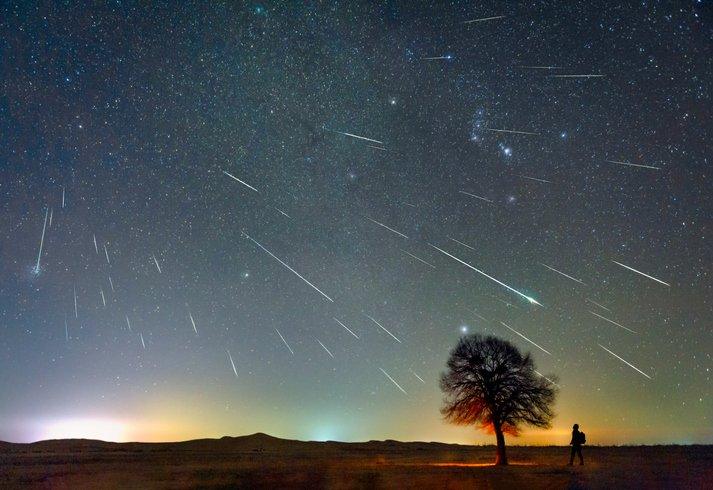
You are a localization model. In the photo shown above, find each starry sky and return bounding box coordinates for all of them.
[1,1,711,445]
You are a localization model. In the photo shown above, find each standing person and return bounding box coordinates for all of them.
[569,423,585,465]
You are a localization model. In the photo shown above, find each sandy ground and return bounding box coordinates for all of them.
[1,434,710,489]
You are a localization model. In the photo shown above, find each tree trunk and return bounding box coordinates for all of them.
[494,426,508,465]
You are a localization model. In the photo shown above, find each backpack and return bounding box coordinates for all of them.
[578,432,586,445]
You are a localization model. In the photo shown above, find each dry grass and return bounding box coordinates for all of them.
[1,435,710,489]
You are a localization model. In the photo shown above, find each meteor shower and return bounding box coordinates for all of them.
[1,2,711,488]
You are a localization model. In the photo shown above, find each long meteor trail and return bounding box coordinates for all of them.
[459,190,493,203]
[365,217,409,239]
[243,233,334,302]
[189,311,198,335]
[534,370,560,387]
[486,128,539,136]
[549,74,604,78]
[519,174,552,184]
[585,298,611,311]
[598,344,651,379]
[379,368,407,395]
[430,244,542,306]
[540,263,585,285]
[334,317,359,339]
[365,314,402,343]
[226,349,238,378]
[401,249,436,269]
[316,338,334,358]
[35,208,49,273]
[448,236,476,251]
[605,160,660,170]
[463,15,505,24]
[222,170,259,192]
[275,328,294,355]
[325,129,384,145]
[500,322,552,355]
[589,311,638,334]
[612,260,670,287]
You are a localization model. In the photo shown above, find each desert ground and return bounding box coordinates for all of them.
[1,433,710,489]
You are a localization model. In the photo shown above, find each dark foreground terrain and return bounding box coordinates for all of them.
[1,433,711,489]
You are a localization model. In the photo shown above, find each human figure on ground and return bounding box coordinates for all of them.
[569,423,585,465]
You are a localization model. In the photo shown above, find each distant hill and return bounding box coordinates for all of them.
[0,432,478,455]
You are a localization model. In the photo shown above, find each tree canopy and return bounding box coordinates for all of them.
[440,334,558,464]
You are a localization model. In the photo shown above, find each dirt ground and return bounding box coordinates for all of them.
[1,434,710,489]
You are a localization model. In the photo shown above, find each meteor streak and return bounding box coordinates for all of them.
[333,317,359,339]
[401,249,436,269]
[411,370,426,383]
[605,160,660,170]
[448,236,475,251]
[243,233,334,302]
[486,128,539,136]
[379,368,407,395]
[188,311,198,335]
[325,128,384,145]
[274,328,294,355]
[108,275,115,292]
[612,260,670,287]
[139,333,146,349]
[585,298,611,311]
[500,322,551,355]
[598,344,651,379]
[540,263,585,285]
[73,285,78,318]
[273,207,292,219]
[466,308,489,323]
[49,208,53,228]
[316,338,334,358]
[62,187,65,208]
[430,244,542,306]
[518,66,562,69]
[549,74,604,78]
[65,316,69,341]
[226,349,238,377]
[463,15,505,23]
[93,234,98,255]
[100,288,106,307]
[125,315,132,332]
[589,310,638,334]
[104,244,110,265]
[535,370,560,387]
[34,208,48,274]
[222,170,259,192]
[459,190,493,203]
[421,55,453,60]
[365,314,402,343]
[518,174,552,184]
[152,255,162,274]
[365,217,409,239]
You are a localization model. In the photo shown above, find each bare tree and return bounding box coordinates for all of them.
[440,334,558,465]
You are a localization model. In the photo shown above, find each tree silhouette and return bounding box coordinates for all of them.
[440,334,558,465]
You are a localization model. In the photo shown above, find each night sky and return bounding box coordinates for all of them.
[1,1,711,445]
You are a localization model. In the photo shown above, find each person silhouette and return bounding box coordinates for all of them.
[569,423,585,465]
